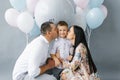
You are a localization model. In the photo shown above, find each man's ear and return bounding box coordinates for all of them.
[46,31,51,36]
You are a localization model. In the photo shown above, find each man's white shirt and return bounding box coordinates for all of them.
[12,35,50,80]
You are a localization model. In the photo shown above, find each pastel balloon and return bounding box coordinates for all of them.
[73,0,89,9]
[28,22,41,41]
[17,12,34,33]
[4,8,20,27]
[100,5,108,19]
[26,0,39,15]
[86,8,104,29]
[9,0,26,11]
[34,0,74,27]
[67,0,76,10]
[89,0,104,8]
[71,7,86,30]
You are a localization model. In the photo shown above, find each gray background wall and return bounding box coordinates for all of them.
[90,0,120,79]
[0,0,120,80]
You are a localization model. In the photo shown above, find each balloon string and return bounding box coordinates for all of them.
[86,26,92,48]
[88,27,92,48]
[26,34,29,45]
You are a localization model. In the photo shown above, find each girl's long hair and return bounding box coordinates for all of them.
[72,25,97,74]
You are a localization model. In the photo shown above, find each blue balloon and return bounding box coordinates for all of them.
[9,0,26,11]
[86,8,105,29]
[89,0,104,8]
[28,22,41,41]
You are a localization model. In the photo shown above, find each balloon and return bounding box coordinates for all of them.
[28,22,40,40]
[26,0,39,15]
[34,0,74,28]
[67,0,76,10]
[89,0,104,8]
[73,0,89,9]
[4,8,20,27]
[71,7,87,30]
[9,0,26,11]
[17,12,34,33]
[100,5,108,19]
[86,8,105,29]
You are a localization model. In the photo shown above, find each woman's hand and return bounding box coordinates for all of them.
[81,63,90,80]
[63,61,70,68]
[60,73,67,80]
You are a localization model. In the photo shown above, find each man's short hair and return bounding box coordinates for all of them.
[57,21,68,27]
[40,21,54,34]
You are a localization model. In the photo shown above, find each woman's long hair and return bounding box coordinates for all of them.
[72,25,97,74]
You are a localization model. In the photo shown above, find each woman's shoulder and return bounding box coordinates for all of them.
[78,43,86,49]
[76,43,87,54]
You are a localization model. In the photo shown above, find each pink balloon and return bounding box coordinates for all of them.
[26,0,39,15]
[100,5,108,19]
[74,0,89,9]
[71,7,86,30]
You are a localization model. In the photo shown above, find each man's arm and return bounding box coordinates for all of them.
[27,42,52,78]
[40,58,55,74]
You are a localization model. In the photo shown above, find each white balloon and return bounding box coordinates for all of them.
[17,12,34,33]
[71,7,87,31]
[34,0,74,28]
[4,8,20,27]
[67,0,76,10]
[26,0,39,15]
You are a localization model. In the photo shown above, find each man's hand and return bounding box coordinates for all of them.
[46,58,55,69]
[40,58,55,75]
[50,54,61,67]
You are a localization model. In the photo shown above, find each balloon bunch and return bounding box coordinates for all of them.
[73,0,107,29]
[72,0,107,46]
[4,0,107,43]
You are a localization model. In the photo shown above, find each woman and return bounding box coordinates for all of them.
[60,25,99,80]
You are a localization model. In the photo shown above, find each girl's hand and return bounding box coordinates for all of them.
[67,55,73,61]
[54,57,61,67]
[56,52,60,59]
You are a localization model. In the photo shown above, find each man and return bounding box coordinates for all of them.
[12,21,58,80]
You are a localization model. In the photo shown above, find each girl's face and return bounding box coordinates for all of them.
[58,26,68,38]
[67,26,75,40]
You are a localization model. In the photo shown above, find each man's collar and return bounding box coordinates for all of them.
[40,35,49,44]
